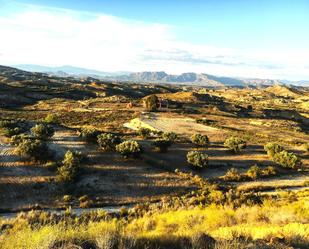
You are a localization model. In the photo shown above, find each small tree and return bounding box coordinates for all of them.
[138,128,152,139]
[162,132,177,142]
[142,95,158,111]
[16,139,51,161]
[152,139,172,153]
[273,150,301,169]
[79,127,100,143]
[262,166,277,176]
[57,150,81,182]
[10,134,30,146]
[246,165,261,180]
[116,140,142,158]
[191,134,209,147]
[186,151,209,169]
[44,113,60,124]
[223,168,242,181]
[3,127,22,137]
[97,133,122,151]
[224,137,246,153]
[264,142,284,158]
[31,124,54,140]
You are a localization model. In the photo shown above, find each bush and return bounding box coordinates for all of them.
[116,140,142,158]
[262,166,277,176]
[79,195,94,208]
[142,94,158,111]
[138,128,152,139]
[224,137,246,153]
[152,139,172,153]
[16,139,51,161]
[97,133,122,151]
[223,168,242,181]
[272,150,301,169]
[79,127,100,143]
[3,127,22,137]
[57,150,81,182]
[63,195,72,202]
[44,113,60,124]
[10,134,30,146]
[186,151,209,168]
[246,165,262,180]
[264,142,284,158]
[161,132,178,142]
[31,124,54,140]
[191,134,209,147]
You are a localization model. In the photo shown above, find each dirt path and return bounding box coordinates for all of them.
[49,128,87,159]
[125,113,223,136]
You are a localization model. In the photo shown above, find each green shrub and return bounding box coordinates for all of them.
[116,140,142,158]
[223,168,242,181]
[161,132,178,142]
[16,139,51,161]
[246,165,262,180]
[31,124,54,140]
[264,142,284,158]
[97,133,122,151]
[78,195,94,208]
[63,195,72,202]
[44,113,60,124]
[138,128,152,139]
[79,127,100,143]
[152,139,172,153]
[191,134,209,147]
[57,150,81,182]
[10,134,30,146]
[262,166,277,176]
[3,127,22,137]
[186,151,209,168]
[272,150,301,169]
[224,137,246,153]
[142,94,158,111]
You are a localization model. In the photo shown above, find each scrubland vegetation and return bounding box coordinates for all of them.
[0,66,308,248]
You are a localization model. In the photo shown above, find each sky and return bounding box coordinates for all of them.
[0,0,309,80]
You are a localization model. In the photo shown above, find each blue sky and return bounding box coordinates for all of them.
[0,0,309,79]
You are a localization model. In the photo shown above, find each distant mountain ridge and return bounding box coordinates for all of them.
[14,64,128,78]
[107,71,282,87]
[10,64,309,87]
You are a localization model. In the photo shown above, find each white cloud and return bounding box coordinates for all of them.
[0,5,308,80]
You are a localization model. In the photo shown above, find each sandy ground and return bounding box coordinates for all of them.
[0,112,308,210]
[125,112,223,136]
[0,127,195,210]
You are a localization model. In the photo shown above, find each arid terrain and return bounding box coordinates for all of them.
[0,65,308,248]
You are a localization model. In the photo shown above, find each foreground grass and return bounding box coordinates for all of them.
[1,196,308,249]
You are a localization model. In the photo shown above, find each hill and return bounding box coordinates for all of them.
[264,84,302,97]
[9,65,309,87]
[106,71,282,87]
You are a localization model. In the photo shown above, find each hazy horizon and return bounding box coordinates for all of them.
[1,0,309,80]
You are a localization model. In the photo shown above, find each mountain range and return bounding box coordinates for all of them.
[13,64,309,87]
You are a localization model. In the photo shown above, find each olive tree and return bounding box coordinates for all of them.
[224,137,246,153]
[31,124,54,140]
[186,151,209,169]
[191,134,209,147]
[97,133,122,151]
[116,140,142,158]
